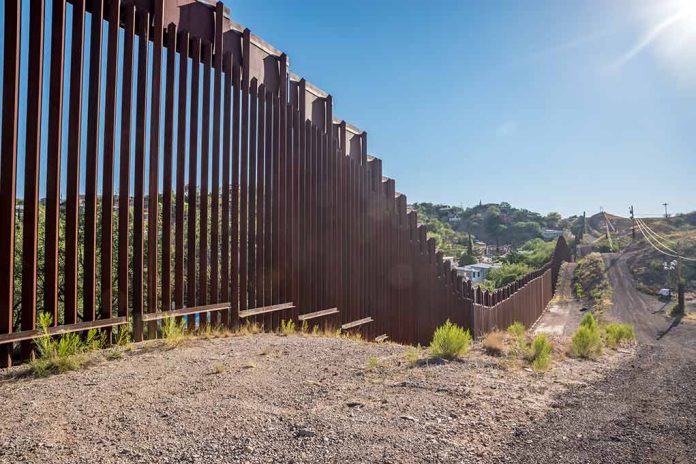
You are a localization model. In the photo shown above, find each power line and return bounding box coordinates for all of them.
[635,219,696,261]
[636,219,680,255]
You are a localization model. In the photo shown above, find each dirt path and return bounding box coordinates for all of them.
[501,252,696,463]
[533,262,583,337]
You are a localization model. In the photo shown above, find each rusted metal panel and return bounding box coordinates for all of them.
[0,0,22,367]
[83,0,104,323]
[44,0,67,328]
[118,5,136,321]
[175,30,190,315]
[64,0,85,326]
[187,37,201,329]
[20,0,46,360]
[210,1,224,324]
[102,0,122,325]
[162,22,177,313]
[199,42,212,329]
[133,9,151,341]
[147,0,165,337]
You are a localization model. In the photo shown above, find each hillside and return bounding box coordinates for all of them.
[411,202,565,257]
[580,211,696,292]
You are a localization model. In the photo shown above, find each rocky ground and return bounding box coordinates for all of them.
[0,332,628,464]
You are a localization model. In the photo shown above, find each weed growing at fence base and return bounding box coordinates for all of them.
[429,320,471,360]
[279,319,296,336]
[528,334,553,372]
[161,317,188,347]
[30,312,107,376]
[604,323,636,349]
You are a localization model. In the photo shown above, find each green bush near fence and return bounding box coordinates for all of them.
[429,320,471,360]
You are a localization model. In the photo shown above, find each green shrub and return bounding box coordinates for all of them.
[571,326,603,359]
[528,334,553,371]
[507,321,525,339]
[429,320,471,360]
[580,312,598,331]
[574,282,585,298]
[604,323,636,349]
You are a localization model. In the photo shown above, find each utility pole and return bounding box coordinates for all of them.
[663,202,669,218]
[629,205,635,241]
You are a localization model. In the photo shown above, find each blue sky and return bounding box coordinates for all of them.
[231,0,696,217]
[3,0,695,219]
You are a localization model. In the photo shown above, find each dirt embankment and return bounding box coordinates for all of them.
[0,333,627,464]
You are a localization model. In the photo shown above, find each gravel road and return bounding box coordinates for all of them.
[501,251,696,463]
[0,333,626,464]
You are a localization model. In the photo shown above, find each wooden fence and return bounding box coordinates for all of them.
[0,0,571,366]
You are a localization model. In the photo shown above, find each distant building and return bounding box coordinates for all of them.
[542,229,563,241]
[456,262,501,283]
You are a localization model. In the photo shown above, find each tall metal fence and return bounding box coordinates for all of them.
[0,0,571,367]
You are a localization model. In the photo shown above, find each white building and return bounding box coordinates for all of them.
[456,262,501,283]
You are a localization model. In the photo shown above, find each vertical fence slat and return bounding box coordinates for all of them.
[187,37,201,329]
[0,0,22,366]
[221,52,232,325]
[64,0,86,325]
[118,5,136,321]
[20,0,46,359]
[83,0,104,322]
[256,84,266,311]
[239,30,250,313]
[247,78,258,311]
[101,0,121,326]
[211,2,224,324]
[44,0,67,328]
[199,43,211,329]
[175,30,189,314]
[133,9,150,341]
[230,62,241,325]
[162,23,177,313]
[147,0,164,336]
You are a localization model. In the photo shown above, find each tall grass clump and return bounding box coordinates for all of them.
[161,317,187,346]
[604,323,635,349]
[279,319,296,335]
[31,312,106,376]
[527,334,553,372]
[507,321,528,358]
[429,320,471,360]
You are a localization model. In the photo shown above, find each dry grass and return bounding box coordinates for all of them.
[482,331,506,356]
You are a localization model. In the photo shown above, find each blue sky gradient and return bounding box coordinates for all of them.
[232,0,695,217]
[2,0,694,219]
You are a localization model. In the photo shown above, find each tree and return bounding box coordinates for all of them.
[458,253,476,266]
[545,212,561,229]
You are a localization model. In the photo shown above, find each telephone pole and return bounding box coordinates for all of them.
[662,202,669,218]
[629,205,635,240]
